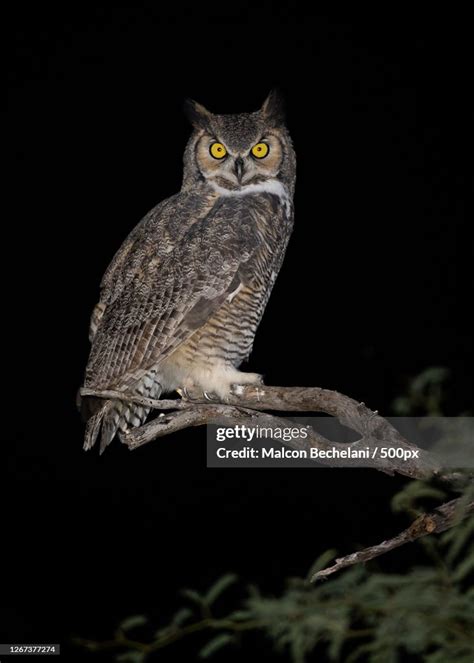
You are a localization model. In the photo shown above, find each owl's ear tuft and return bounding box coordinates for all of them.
[260,89,285,126]
[184,99,212,130]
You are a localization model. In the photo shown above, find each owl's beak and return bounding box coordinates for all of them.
[234,157,245,183]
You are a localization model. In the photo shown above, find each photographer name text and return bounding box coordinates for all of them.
[215,446,420,461]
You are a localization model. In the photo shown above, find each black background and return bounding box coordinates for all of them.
[4,6,472,662]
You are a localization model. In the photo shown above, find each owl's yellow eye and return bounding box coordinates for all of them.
[251,142,269,159]
[210,142,227,159]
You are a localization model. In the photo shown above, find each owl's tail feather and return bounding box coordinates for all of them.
[83,405,106,451]
[82,374,162,453]
[83,399,151,453]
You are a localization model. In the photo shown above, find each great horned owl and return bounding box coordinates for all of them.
[82,90,296,452]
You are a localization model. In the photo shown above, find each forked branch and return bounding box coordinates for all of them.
[80,384,465,485]
[80,383,472,576]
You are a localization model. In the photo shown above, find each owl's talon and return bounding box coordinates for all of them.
[178,386,194,401]
[203,391,220,402]
[179,386,205,402]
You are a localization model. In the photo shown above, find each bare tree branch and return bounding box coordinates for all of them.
[81,384,468,486]
[79,383,473,621]
[311,497,474,581]
[80,387,192,411]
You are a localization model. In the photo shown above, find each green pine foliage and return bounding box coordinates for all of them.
[77,497,473,662]
[245,502,473,662]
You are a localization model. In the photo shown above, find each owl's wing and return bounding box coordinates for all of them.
[85,196,261,389]
[87,197,175,342]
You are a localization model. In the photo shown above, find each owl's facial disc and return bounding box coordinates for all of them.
[196,133,283,190]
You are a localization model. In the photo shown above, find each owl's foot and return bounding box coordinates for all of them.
[177,386,220,402]
[177,386,198,401]
[230,372,264,396]
[177,368,263,403]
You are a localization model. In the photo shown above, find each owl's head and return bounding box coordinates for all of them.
[182,91,295,194]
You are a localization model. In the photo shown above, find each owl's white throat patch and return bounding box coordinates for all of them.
[210,179,291,215]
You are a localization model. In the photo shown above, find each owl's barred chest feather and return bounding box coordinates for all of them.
[157,186,293,396]
[176,198,285,359]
